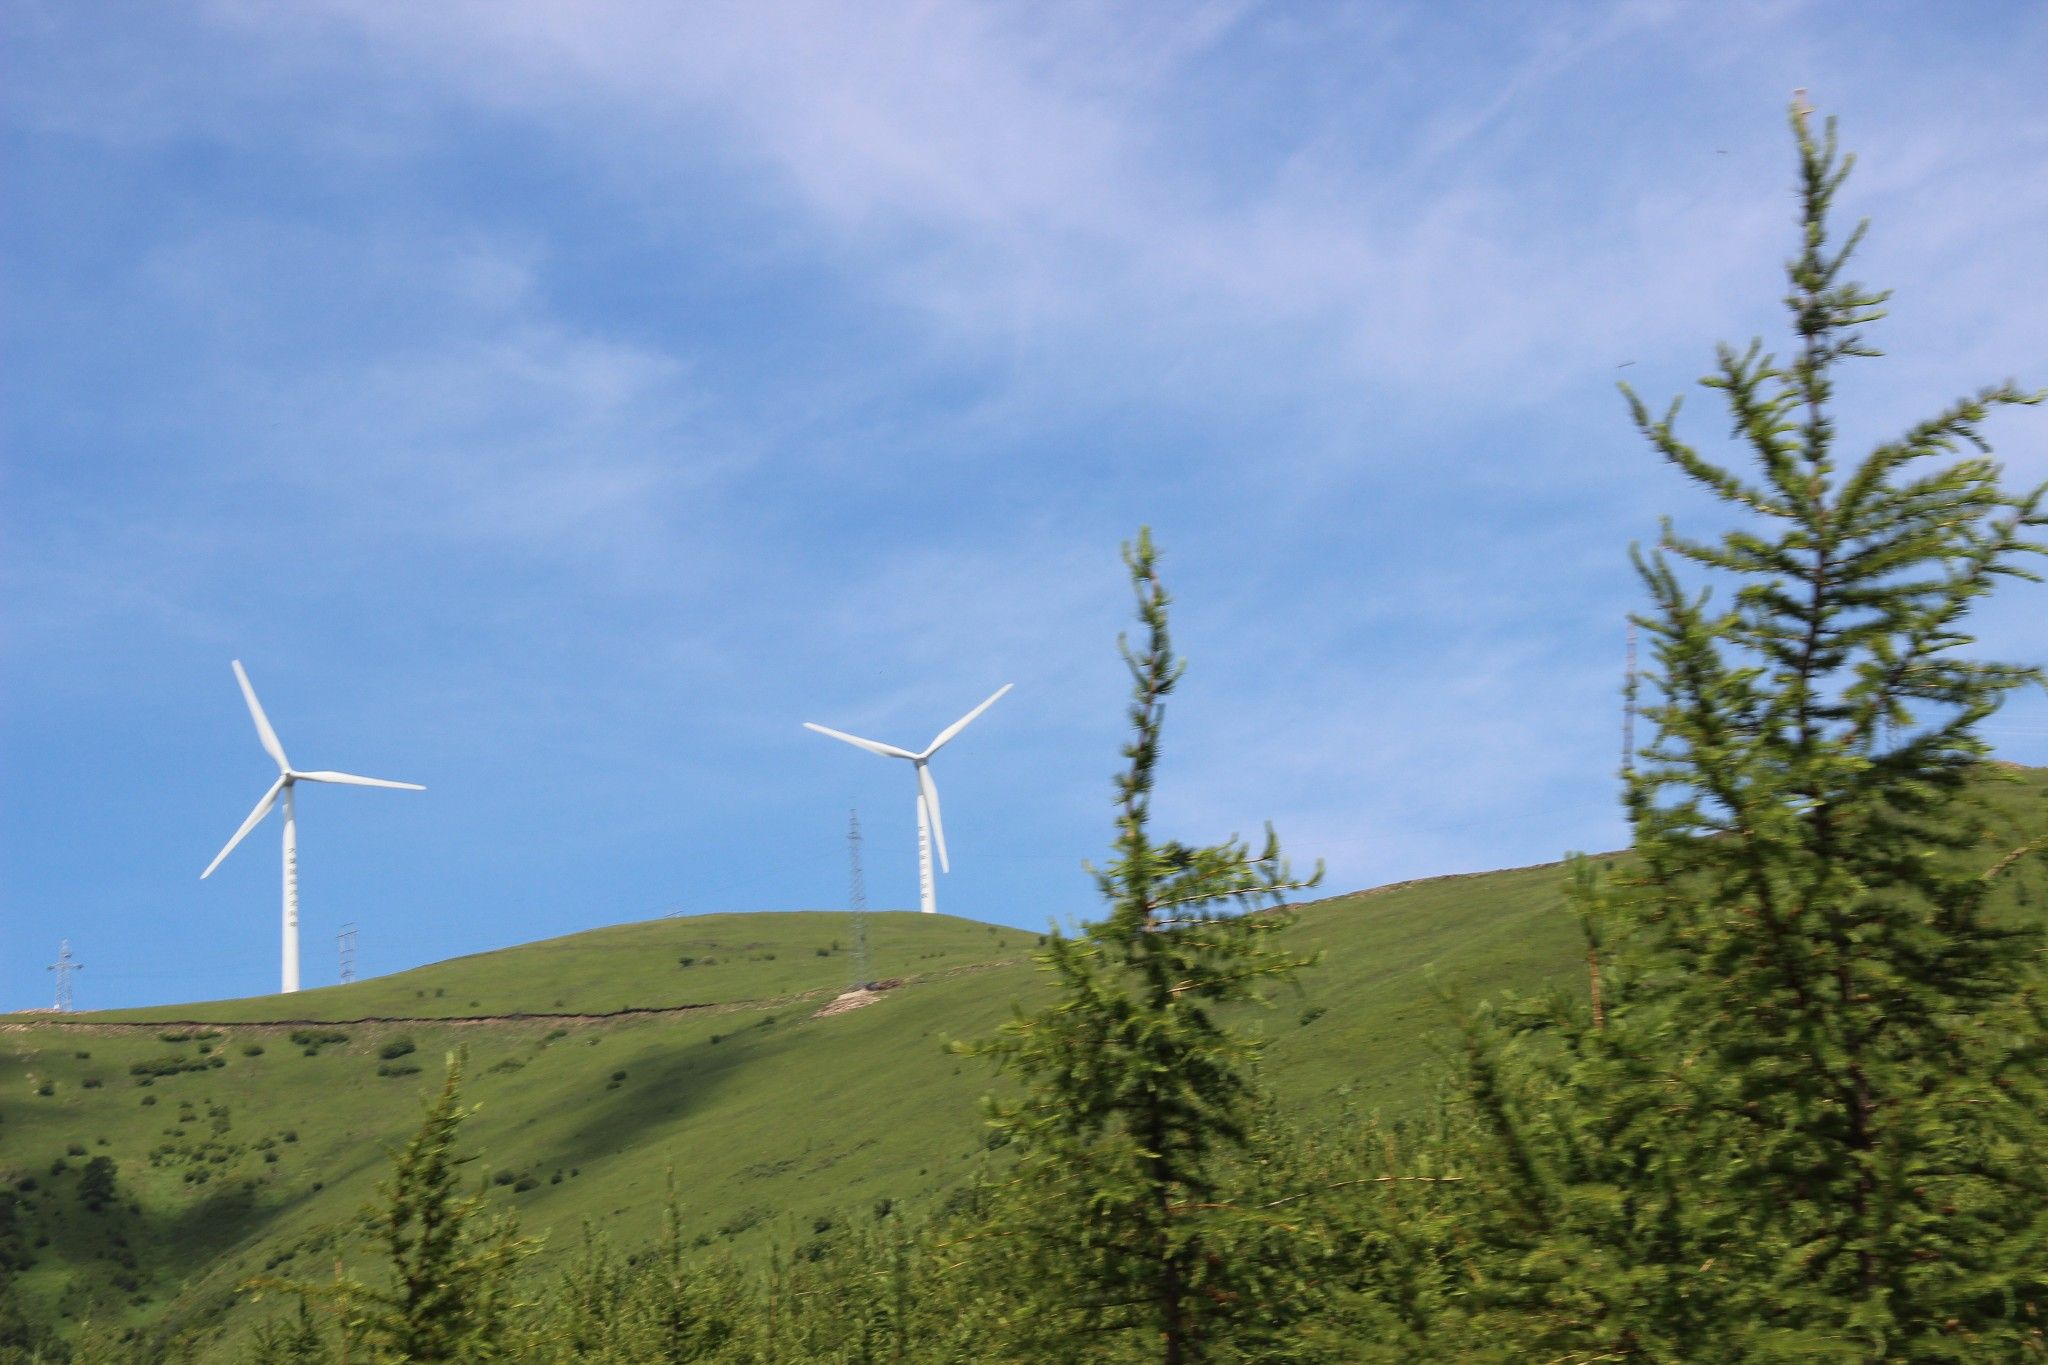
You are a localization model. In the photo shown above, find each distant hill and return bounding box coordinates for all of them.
[4,764,2041,1358]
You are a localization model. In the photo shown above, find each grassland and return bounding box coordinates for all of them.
[4,764,2041,1357]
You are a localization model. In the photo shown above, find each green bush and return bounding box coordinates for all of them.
[288,1029,349,1048]
[77,1157,117,1212]
[130,1054,215,1079]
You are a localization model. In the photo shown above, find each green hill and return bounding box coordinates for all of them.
[4,764,2042,1357]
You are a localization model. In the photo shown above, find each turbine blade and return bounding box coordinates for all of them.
[232,660,291,772]
[803,722,916,761]
[293,770,426,791]
[202,776,285,879]
[918,763,950,874]
[922,683,1013,757]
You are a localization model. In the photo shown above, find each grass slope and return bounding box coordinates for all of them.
[3,766,2041,1357]
[82,911,1033,1025]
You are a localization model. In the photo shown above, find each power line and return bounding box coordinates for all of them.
[48,940,83,1012]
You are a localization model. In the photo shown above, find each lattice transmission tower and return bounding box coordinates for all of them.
[848,808,871,989]
[338,922,359,985]
[48,940,83,1012]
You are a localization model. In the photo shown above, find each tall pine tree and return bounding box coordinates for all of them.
[1455,99,2048,1361]
[965,529,1321,1364]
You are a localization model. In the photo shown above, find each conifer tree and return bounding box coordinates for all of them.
[966,529,1320,1364]
[1456,100,2048,1361]
[352,1052,536,1362]
[247,1302,332,1365]
[529,1182,741,1364]
[246,1051,537,1364]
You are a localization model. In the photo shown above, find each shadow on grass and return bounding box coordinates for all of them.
[540,1013,807,1186]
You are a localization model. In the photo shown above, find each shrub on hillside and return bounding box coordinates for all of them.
[288,1029,349,1049]
[76,1157,117,1213]
[129,1054,214,1079]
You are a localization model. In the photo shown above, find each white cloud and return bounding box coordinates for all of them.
[42,1,2020,454]
[161,4,1742,397]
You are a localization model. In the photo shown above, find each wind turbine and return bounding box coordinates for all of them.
[804,685,1012,915]
[201,661,423,994]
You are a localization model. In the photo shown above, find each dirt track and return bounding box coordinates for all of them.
[0,959,1020,1034]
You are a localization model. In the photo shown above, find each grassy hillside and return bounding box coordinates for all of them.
[83,911,1034,1024]
[4,764,2042,1357]
[2,913,1050,1351]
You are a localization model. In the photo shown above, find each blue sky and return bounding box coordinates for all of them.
[5,1,2045,1011]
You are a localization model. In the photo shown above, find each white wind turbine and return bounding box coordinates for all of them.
[201,661,424,994]
[805,684,1012,916]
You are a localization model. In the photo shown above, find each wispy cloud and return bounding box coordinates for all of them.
[185,2,1790,404]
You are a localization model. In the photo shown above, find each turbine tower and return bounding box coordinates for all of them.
[201,660,423,994]
[805,685,1012,915]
